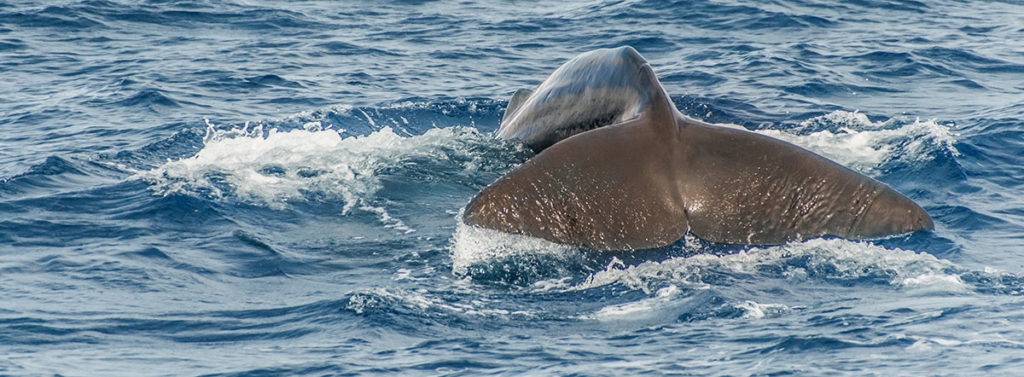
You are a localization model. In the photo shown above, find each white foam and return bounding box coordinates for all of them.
[589,285,684,321]
[449,221,578,277]
[346,287,533,319]
[139,122,503,232]
[753,110,959,173]
[905,274,966,295]
[736,300,790,319]
[570,238,959,294]
[908,334,1024,351]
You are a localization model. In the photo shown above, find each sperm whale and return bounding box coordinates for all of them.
[463,46,933,250]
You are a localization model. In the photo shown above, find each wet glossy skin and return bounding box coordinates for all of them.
[465,46,933,249]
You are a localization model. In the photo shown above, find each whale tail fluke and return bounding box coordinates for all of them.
[465,46,934,249]
[464,109,690,250]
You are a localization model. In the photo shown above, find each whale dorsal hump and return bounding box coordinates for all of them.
[501,88,533,125]
[496,46,674,151]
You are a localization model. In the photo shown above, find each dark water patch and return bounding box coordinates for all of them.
[842,0,929,12]
[457,251,594,286]
[87,4,326,31]
[233,230,279,255]
[875,128,967,186]
[604,35,678,52]
[407,358,502,373]
[851,51,914,64]
[0,155,129,201]
[960,271,1024,296]
[0,299,352,346]
[25,155,82,176]
[197,364,344,377]
[916,47,1005,66]
[113,88,182,109]
[244,74,306,88]
[1,7,107,29]
[916,46,1024,74]
[197,299,353,324]
[482,19,557,34]
[888,304,978,327]
[313,41,401,57]
[118,246,172,260]
[742,12,836,30]
[791,42,826,59]
[669,2,837,31]
[269,98,506,136]
[224,230,295,278]
[958,129,1024,186]
[931,205,1010,233]
[116,246,221,277]
[296,237,418,265]
[749,334,915,355]
[660,70,728,87]
[959,25,999,34]
[784,80,902,97]
[107,125,205,169]
[806,312,890,329]
[342,71,376,86]
[169,327,317,343]
[0,108,81,128]
[850,52,959,79]
[427,49,486,60]
[262,95,331,106]
[45,255,158,291]
[673,94,776,125]
[0,218,148,248]
[235,39,302,50]
[1,177,145,219]
[0,318,104,346]
[0,38,24,51]
[947,78,986,89]
[112,192,235,233]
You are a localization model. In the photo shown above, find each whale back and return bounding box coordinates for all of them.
[497,46,670,151]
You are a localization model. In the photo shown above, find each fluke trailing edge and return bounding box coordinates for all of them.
[463,46,933,250]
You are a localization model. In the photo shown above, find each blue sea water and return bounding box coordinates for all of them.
[2,0,1024,375]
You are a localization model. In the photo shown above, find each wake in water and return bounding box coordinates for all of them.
[3,96,1020,376]
[83,98,1012,376]
[5,0,1024,374]
[138,116,528,233]
[440,104,1014,327]
[137,104,960,257]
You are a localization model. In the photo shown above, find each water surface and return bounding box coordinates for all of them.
[2,0,1024,375]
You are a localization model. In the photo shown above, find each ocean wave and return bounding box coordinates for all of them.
[755,110,959,174]
[344,287,539,332]
[567,239,962,294]
[449,222,587,285]
[138,120,523,233]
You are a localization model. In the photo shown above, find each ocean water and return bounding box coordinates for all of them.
[2,0,1024,375]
